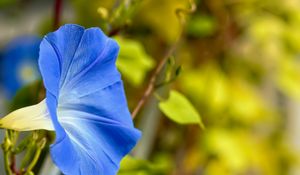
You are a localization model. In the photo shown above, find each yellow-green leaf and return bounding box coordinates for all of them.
[118,156,170,175]
[115,37,155,87]
[159,90,204,128]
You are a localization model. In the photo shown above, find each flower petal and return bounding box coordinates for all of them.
[52,81,141,174]
[38,24,141,175]
[39,24,120,98]
[59,80,134,127]
[0,100,54,131]
[51,108,140,174]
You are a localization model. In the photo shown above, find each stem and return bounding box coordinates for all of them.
[10,155,21,175]
[20,134,38,170]
[53,0,63,30]
[25,138,46,174]
[2,131,13,175]
[12,135,31,154]
[131,41,178,119]
[25,149,41,174]
[131,0,196,119]
[108,28,121,37]
[3,150,12,175]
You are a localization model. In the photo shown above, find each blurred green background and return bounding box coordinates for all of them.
[1,0,300,175]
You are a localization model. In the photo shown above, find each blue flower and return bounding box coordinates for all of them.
[1,36,41,99]
[0,24,141,175]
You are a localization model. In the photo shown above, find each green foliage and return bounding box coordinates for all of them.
[202,128,282,175]
[0,0,17,8]
[107,0,141,29]
[115,37,155,86]
[159,90,204,128]
[2,0,300,174]
[118,156,170,175]
[233,0,300,100]
[69,0,114,28]
[277,58,300,100]
[180,64,276,125]
[135,0,190,43]
[187,15,217,38]
[10,81,43,111]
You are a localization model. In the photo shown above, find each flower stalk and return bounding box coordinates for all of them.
[1,130,48,175]
[25,138,47,174]
[1,130,19,175]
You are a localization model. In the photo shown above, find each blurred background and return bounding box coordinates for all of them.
[1,0,300,175]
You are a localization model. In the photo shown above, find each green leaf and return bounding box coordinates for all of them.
[187,15,217,38]
[115,37,155,86]
[175,66,182,77]
[159,90,204,128]
[118,156,170,175]
[10,80,44,111]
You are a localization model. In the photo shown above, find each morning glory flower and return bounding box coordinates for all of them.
[0,24,141,175]
[1,36,41,98]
